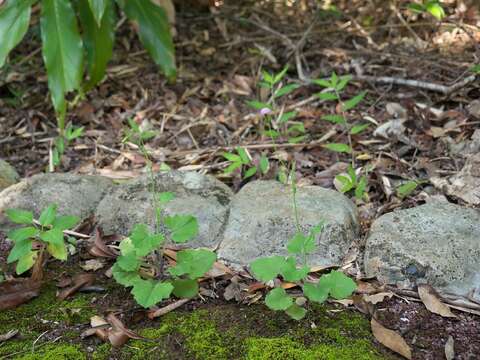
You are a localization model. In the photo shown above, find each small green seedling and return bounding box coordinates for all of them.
[222,147,269,179]
[408,1,446,20]
[335,165,368,201]
[112,192,216,308]
[250,222,356,320]
[5,204,79,274]
[52,124,85,167]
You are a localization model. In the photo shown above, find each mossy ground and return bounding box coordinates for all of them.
[0,283,391,360]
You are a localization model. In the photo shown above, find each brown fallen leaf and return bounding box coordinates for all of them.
[371,318,412,359]
[444,335,455,360]
[418,284,457,318]
[80,259,106,272]
[0,278,43,310]
[88,228,119,258]
[106,313,143,348]
[57,274,95,300]
[364,292,394,305]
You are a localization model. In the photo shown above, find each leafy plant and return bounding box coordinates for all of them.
[52,123,85,168]
[408,0,446,20]
[335,165,368,201]
[0,0,174,158]
[222,147,269,180]
[250,221,356,320]
[5,204,79,274]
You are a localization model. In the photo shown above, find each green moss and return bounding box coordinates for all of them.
[92,343,112,360]
[15,344,85,360]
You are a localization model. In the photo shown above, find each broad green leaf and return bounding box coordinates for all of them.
[335,75,352,92]
[350,123,370,135]
[16,251,36,275]
[164,215,199,243]
[330,72,338,87]
[7,226,37,243]
[250,256,286,282]
[5,208,33,225]
[41,0,84,118]
[281,257,309,282]
[157,191,175,204]
[342,91,366,111]
[40,228,64,246]
[172,279,199,298]
[52,215,80,231]
[112,263,141,287]
[322,114,345,125]
[222,152,241,162]
[169,249,216,279]
[261,70,274,85]
[278,111,297,123]
[117,253,140,272]
[47,240,68,260]
[315,92,338,101]
[285,303,307,320]
[119,237,136,256]
[223,161,242,174]
[397,180,418,199]
[319,270,356,300]
[247,100,271,110]
[313,78,331,88]
[303,281,329,303]
[287,232,315,255]
[355,176,368,200]
[7,238,33,264]
[259,155,269,174]
[0,0,34,67]
[274,84,299,98]
[323,143,352,153]
[131,279,173,308]
[336,175,354,193]
[120,0,175,80]
[273,66,289,84]
[243,166,257,179]
[426,2,445,20]
[39,204,57,227]
[129,223,164,256]
[87,0,107,26]
[236,147,250,164]
[265,288,293,311]
[78,0,115,89]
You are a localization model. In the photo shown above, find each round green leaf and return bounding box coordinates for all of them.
[164,215,199,243]
[172,279,199,298]
[265,287,293,311]
[112,263,141,287]
[250,256,287,282]
[303,282,329,303]
[131,279,173,308]
[16,251,37,275]
[169,249,216,279]
[322,270,357,300]
[285,303,307,320]
[52,215,79,231]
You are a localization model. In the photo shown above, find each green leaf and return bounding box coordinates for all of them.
[16,251,36,275]
[274,83,299,98]
[250,256,286,282]
[262,130,280,139]
[41,0,84,117]
[164,215,199,243]
[281,257,310,282]
[261,70,274,85]
[65,124,85,141]
[5,209,33,225]
[0,0,34,67]
[408,3,425,13]
[336,175,354,193]
[278,111,297,123]
[288,135,306,144]
[87,0,108,26]
[350,123,370,135]
[319,270,356,300]
[157,191,175,204]
[470,64,480,74]
[7,238,33,264]
[285,303,307,320]
[47,240,68,260]
[287,123,305,134]
[7,226,37,243]
[287,232,316,255]
[303,281,329,303]
[397,180,418,199]
[315,92,338,101]
[222,152,241,162]
[273,66,289,84]
[355,176,367,200]
[120,0,175,80]
[52,215,80,231]
[259,155,269,174]
[313,78,331,88]
[112,263,141,287]
[172,279,199,298]
[129,224,164,256]
[330,72,338,87]
[322,114,346,125]
[323,143,352,153]
[131,279,173,308]
[426,2,445,20]
[40,228,64,246]
[265,287,293,311]
[169,249,216,279]
[223,161,242,175]
[335,75,352,92]
[342,91,366,111]
[236,147,250,164]
[78,0,115,89]
[39,204,57,227]
[117,252,140,271]
[247,100,271,110]
[243,166,257,179]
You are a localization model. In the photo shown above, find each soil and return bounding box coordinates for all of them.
[1,0,480,359]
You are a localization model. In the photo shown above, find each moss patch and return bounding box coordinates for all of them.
[15,344,85,360]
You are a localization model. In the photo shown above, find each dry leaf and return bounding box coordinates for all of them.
[88,228,119,258]
[0,278,42,310]
[106,314,143,348]
[57,274,95,300]
[444,335,455,360]
[418,284,457,318]
[364,292,393,305]
[81,259,106,272]
[371,318,412,359]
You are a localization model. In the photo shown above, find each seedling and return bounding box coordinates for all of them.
[5,204,79,274]
[408,1,446,20]
[52,124,85,168]
[222,147,269,180]
[335,165,368,201]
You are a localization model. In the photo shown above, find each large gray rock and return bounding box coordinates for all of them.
[0,173,114,232]
[0,159,19,191]
[217,181,359,268]
[364,201,480,299]
[95,171,233,249]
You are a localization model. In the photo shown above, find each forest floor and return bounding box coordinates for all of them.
[1,0,480,359]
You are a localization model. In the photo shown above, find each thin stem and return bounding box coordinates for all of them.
[334,88,355,167]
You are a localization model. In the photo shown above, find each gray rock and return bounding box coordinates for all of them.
[217,181,359,268]
[95,171,233,249]
[0,173,114,232]
[364,202,480,299]
[0,159,19,191]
